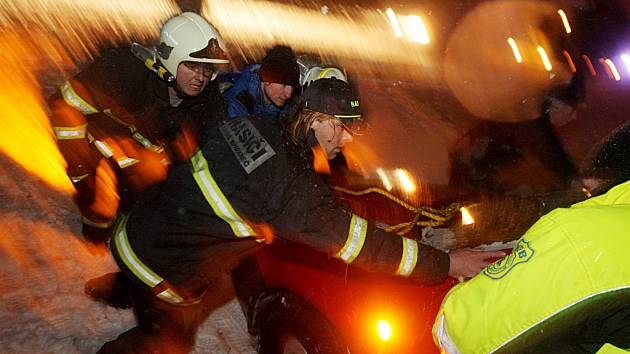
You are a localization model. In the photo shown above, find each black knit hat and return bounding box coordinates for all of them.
[303,78,361,121]
[259,45,300,87]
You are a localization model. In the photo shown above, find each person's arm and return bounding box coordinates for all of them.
[48,79,119,242]
[269,166,500,284]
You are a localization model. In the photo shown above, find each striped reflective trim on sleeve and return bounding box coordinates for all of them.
[335,214,368,263]
[117,157,140,169]
[191,150,255,237]
[60,81,98,115]
[93,140,113,158]
[81,215,115,229]
[112,218,185,305]
[53,124,87,140]
[70,173,89,183]
[396,237,419,276]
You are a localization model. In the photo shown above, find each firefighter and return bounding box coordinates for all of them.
[47,12,229,244]
[222,45,300,118]
[97,78,503,353]
[433,180,630,354]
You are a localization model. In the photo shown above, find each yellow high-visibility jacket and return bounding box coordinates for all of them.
[434,180,630,353]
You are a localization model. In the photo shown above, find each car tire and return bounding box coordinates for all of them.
[256,291,348,354]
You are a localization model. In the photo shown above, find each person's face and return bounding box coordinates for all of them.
[175,61,213,97]
[311,117,353,159]
[547,97,577,127]
[262,82,294,107]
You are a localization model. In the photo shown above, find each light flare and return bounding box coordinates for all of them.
[0,0,178,190]
[460,207,475,225]
[376,168,392,191]
[537,46,552,72]
[377,319,393,342]
[582,55,597,76]
[507,37,522,64]
[385,8,403,38]
[621,54,630,74]
[557,9,572,34]
[563,50,576,73]
[404,15,430,44]
[395,168,416,193]
[603,58,621,81]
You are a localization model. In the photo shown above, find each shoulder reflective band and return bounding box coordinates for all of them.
[53,124,87,140]
[191,150,255,237]
[335,214,368,263]
[113,218,185,305]
[93,140,114,158]
[60,81,98,115]
[81,215,115,229]
[396,237,419,276]
[71,173,89,183]
[117,156,140,169]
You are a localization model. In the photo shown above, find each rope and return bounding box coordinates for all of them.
[330,185,463,236]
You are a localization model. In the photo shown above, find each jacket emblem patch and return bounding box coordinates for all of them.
[483,239,534,280]
[219,117,275,174]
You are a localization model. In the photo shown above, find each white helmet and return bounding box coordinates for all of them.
[156,12,229,78]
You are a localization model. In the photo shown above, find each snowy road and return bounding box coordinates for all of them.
[0,154,257,353]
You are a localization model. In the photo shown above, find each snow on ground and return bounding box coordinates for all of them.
[0,154,257,353]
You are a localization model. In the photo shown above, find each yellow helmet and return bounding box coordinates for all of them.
[157,12,229,78]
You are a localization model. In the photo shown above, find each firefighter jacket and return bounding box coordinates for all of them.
[433,180,630,354]
[48,47,226,238]
[112,115,450,304]
[221,65,286,119]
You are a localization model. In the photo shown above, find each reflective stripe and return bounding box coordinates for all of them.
[434,313,462,354]
[335,114,362,119]
[81,215,115,229]
[396,237,419,276]
[70,173,89,183]
[191,150,255,237]
[60,81,98,115]
[93,140,113,158]
[54,124,87,140]
[335,214,367,263]
[117,157,140,169]
[113,218,185,304]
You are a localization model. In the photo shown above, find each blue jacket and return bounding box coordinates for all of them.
[222,64,285,119]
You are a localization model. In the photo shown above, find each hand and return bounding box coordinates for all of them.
[448,248,505,279]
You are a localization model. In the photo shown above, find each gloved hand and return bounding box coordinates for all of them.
[448,248,505,280]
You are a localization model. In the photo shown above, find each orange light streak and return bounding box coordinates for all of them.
[537,46,552,71]
[599,58,614,80]
[507,37,522,64]
[404,15,430,44]
[557,9,572,34]
[563,50,576,73]
[376,168,393,191]
[603,58,621,81]
[460,207,474,225]
[386,8,403,38]
[395,168,416,193]
[582,54,597,76]
[202,1,433,67]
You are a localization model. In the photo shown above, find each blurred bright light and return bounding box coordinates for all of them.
[507,37,522,63]
[603,59,621,81]
[557,9,572,34]
[537,46,552,72]
[386,8,402,38]
[377,320,393,342]
[620,54,630,74]
[563,50,576,73]
[582,55,597,76]
[405,15,430,44]
[376,168,393,191]
[460,207,475,225]
[395,168,416,192]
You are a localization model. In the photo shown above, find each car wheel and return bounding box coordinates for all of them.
[256,291,348,354]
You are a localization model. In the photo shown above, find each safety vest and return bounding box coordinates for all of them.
[434,181,630,353]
